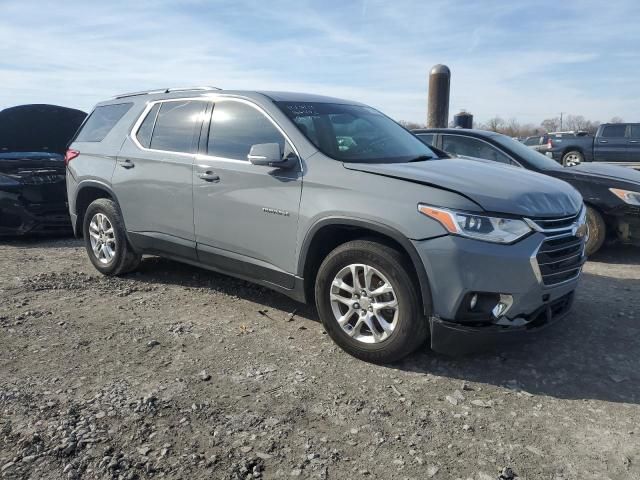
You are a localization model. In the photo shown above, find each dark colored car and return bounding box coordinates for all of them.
[0,104,86,235]
[414,128,640,255]
[537,124,640,168]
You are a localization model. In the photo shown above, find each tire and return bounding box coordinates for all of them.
[83,198,141,275]
[585,206,606,256]
[562,150,584,167]
[315,239,429,363]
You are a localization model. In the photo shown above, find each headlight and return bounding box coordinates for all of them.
[418,204,532,244]
[0,174,20,187]
[609,188,640,206]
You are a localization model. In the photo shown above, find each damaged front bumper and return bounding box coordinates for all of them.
[413,229,585,356]
[0,191,71,236]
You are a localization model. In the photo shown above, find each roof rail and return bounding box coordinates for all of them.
[113,86,221,99]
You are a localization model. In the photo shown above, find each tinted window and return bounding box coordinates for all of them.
[136,103,160,149]
[276,101,438,163]
[208,101,285,161]
[601,125,626,138]
[150,101,205,153]
[442,135,511,164]
[416,134,434,145]
[75,103,132,142]
[629,125,640,138]
[524,136,542,146]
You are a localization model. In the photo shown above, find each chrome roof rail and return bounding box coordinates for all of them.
[113,86,221,99]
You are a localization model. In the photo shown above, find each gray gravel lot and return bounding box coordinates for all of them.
[1,238,639,480]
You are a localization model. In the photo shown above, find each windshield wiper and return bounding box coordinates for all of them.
[407,155,434,163]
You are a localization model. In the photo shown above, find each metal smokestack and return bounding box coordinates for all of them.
[427,64,450,128]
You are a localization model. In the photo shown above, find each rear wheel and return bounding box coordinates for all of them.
[562,150,584,167]
[83,198,141,275]
[315,239,428,363]
[585,206,606,256]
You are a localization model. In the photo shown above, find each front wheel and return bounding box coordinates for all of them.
[315,239,429,363]
[83,198,141,275]
[562,150,584,167]
[585,206,606,256]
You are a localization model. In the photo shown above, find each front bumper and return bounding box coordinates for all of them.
[413,232,583,355]
[0,191,71,235]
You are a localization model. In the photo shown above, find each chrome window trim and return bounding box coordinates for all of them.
[129,95,302,170]
[440,133,524,167]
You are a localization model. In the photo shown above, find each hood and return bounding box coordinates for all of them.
[0,104,86,155]
[343,158,583,218]
[562,162,640,185]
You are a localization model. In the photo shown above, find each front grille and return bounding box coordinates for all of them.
[536,234,584,286]
[531,212,580,231]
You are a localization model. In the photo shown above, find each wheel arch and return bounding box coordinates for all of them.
[298,217,433,316]
[73,181,119,237]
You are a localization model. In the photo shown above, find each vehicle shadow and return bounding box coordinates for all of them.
[588,243,640,265]
[395,271,640,405]
[0,234,79,249]
[133,256,319,321]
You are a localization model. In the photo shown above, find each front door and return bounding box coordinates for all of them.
[193,98,302,288]
[113,99,207,256]
[594,124,627,162]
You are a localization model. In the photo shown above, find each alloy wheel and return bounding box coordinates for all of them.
[329,263,399,344]
[89,213,116,264]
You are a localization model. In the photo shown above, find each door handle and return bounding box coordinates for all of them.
[630,140,639,143]
[598,140,608,144]
[120,159,135,169]
[198,171,220,182]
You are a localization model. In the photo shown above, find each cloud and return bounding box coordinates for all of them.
[0,0,638,124]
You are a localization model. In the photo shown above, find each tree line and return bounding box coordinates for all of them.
[399,115,625,137]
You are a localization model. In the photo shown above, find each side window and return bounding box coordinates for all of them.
[208,101,285,161]
[416,134,434,146]
[135,103,160,149]
[601,125,626,138]
[442,135,511,164]
[149,100,206,153]
[75,103,133,142]
[628,125,640,138]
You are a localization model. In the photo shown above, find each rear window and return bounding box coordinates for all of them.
[601,125,626,138]
[149,100,206,153]
[136,103,161,149]
[75,103,133,142]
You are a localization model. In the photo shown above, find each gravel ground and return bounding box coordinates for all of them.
[1,237,639,480]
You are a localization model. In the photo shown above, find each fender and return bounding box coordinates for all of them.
[73,180,138,249]
[298,216,434,316]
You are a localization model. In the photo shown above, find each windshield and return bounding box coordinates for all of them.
[493,134,562,170]
[276,101,438,163]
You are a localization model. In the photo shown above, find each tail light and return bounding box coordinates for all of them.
[64,149,80,166]
[547,139,553,149]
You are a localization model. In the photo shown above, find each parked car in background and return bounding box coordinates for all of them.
[66,87,586,361]
[522,135,545,150]
[414,128,640,255]
[537,124,640,168]
[0,104,86,235]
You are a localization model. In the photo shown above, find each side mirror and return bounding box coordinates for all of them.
[248,143,285,167]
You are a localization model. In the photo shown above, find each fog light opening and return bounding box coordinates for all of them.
[492,294,514,319]
[469,293,478,310]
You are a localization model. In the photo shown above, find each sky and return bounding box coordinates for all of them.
[1,0,639,125]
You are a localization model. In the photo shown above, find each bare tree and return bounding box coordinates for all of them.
[483,116,504,132]
[610,116,624,124]
[398,120,426,130]
[541,117,561,132]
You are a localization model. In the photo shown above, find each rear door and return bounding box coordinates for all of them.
[594,124,627,162]
[192,98,302,288]
[627,124,640,162]
[112,99,207,257]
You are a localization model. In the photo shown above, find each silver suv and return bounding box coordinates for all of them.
[66,87,587,362]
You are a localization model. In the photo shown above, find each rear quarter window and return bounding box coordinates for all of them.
[75,103,133,142]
